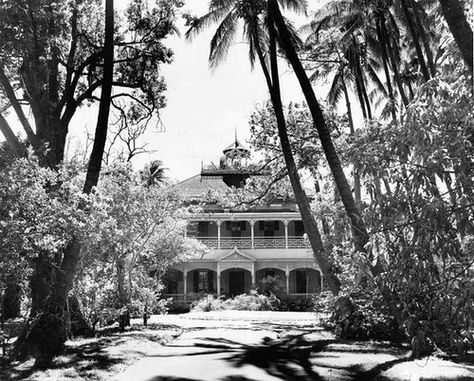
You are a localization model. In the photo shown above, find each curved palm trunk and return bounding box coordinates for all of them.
[401,0,431,81]
[410,0,436,76]
[269,2,405,329]
[339,70,362,204]
[265,11,341,296]
[83,0,114,194]
[381,21,410,107]
[439,0,473,72]
[376,16,398,120]
[270,0,369,255]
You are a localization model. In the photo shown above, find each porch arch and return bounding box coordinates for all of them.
[220,267,252,297]
[289,268,321,294]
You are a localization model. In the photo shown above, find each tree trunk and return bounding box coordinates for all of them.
[270,5,406,328]
[401,0,431,81]
[265,7,341,296]
[0,114,24,157]
[376,16,398,120]
[439,0,473,72]
[0,65,45,163]
[338,68,362,205]
[2,277,22,319]
[83,0,114,194]
[14,0,114,366]
[270,1,369,256]
[410,0,436,76]
[381,21,410,107]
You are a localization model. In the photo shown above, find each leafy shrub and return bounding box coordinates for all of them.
[257,275,285,298]
[168,300,191,314]
[190,291,279,312]
[191,295,226,312]
[279,295,315,312]
[227,290,277,311]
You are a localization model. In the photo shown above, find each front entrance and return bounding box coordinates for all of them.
[228,270,245,296]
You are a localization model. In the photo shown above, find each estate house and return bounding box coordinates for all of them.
[162,138,324,299]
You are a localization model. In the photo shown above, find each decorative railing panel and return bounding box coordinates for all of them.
[220,238,252,249]
[254,237,285,248]
[287,238,309,248]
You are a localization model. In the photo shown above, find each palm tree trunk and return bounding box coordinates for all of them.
[376,16,398,120]
[83,0,114,194]
[400,0,431,81]
[438,0,473,72]
[15,0,114,366]
[410,0,436,76]
[266,9,341,296]
[339,72,362,204]
[381,21,410,107]
[270,0,370,256]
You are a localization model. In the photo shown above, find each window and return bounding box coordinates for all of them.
[226,221,246,237]
[259,221,280,237]
[193,270,214,293]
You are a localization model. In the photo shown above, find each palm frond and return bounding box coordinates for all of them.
[327,68,344,106]
[185,4,234,41]
[244,17,268,68]
[366,64,387,98]
[278,0,307,14]
[209,10,239,68]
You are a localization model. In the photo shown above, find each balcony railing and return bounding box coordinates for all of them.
[195,236,309,249]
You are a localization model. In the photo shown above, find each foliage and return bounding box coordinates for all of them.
[75,161,207,329]
[0,0,183,165]
[191,291,278,312]
[0,156,89,295]
[257,275,285,298]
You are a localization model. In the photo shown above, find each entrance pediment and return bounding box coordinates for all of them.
[220,246,254,262]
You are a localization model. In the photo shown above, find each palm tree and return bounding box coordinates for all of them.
[186,0,342,296]
[438,0,473,72]
[141,159,167,187]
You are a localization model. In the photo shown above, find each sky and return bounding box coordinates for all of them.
[3,0,329,182]
[143,0,320,181]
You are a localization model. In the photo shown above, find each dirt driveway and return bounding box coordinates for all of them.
[114,311,474,381]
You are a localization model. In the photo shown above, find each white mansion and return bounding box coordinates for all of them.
[162,138,323,299]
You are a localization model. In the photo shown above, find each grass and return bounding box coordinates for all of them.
[0,320,181,381]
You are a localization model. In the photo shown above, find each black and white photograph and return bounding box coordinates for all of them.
[0,0,473,380]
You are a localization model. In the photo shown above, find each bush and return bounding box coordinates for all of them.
[190,291,279,312]
[227,290,278,311]
[191,295,226,312]
[257,275,285,298]
[279,295,315,312]
[168,300,191,314]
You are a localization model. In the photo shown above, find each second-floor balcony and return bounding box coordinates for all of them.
[196,236,308,249]
[186,214,310,250]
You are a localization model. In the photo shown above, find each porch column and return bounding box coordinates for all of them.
[217,262,221,296]
[284,220,289,249]
[320,272,324,292]
[250,220,255,249]
[251,262,256,288]
[183,267,188,300]
[285,264,290,294]
[216,220,222,249]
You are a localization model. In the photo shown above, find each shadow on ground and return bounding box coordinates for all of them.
[1,323,179,381]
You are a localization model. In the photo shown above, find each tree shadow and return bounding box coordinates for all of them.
[1,325,177,381]
[223,335,335,380]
